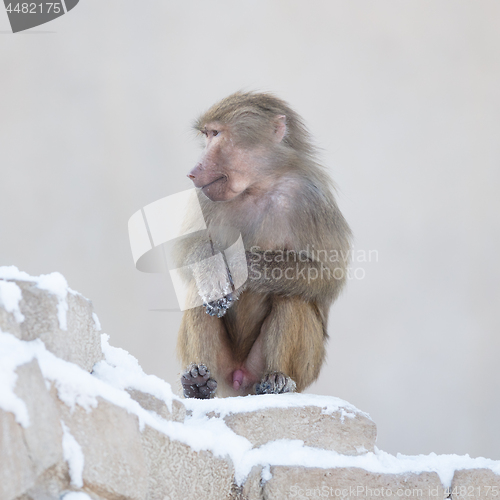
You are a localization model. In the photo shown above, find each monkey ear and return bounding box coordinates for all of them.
[273,115,287,143]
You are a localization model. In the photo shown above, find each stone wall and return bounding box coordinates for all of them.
[0,267,499,500]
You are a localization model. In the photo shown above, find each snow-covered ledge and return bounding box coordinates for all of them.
[0,267,499,500]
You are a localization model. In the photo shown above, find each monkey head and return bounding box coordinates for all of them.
[188,92,290,202]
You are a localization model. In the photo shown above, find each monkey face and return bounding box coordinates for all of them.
[188,122,261,202]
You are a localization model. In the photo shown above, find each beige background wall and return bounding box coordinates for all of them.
[1,1,499,459]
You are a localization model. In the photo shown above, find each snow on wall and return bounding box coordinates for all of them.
[0,266,499,500]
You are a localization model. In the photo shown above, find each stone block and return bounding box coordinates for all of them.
[14,359,64,476]
[258,467,445,500]
[0,409,36,500]
[12,280,59,341]
[239,466,264,500]
[19,461,71,500]
[10,280,102,371]
[1,358,67,500]
[62,293,103,371]
[57,397,148,500]
[224,406,376,455]
[126,388,185,422]
[141,424,234,500]
[450,468,500,499]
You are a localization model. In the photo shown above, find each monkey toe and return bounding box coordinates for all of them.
[255,372,296,395]
[181,363,217,399]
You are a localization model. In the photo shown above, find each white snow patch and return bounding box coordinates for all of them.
[62,493,92,500]
[61,421,84,488]
[340,408,356,422]
[0,266,35,282]
[0,331,35,426]
[36,272,69,330]
[234,441,500,487]
[183,390,370,421]
[0,280,25,322]
[92,333,179,413]
[261,465,272,481]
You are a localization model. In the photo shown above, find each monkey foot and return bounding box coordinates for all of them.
[255,371,296,395]
[181,364,217,399]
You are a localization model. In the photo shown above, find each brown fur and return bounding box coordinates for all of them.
[176,91,351,397]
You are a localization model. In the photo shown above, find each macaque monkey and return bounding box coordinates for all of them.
[175,91,351,398]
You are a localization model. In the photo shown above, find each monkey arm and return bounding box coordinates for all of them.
[174,233,241,316]
[245,249,347,302]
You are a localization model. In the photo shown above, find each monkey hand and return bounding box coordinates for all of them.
[203,292,236,318]
[203,282,246,317]
[256,371,296,395]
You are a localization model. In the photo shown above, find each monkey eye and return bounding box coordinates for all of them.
[212,130,219,137]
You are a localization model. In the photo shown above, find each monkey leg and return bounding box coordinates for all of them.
[177,305,235,398]
[254,295,327,393]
